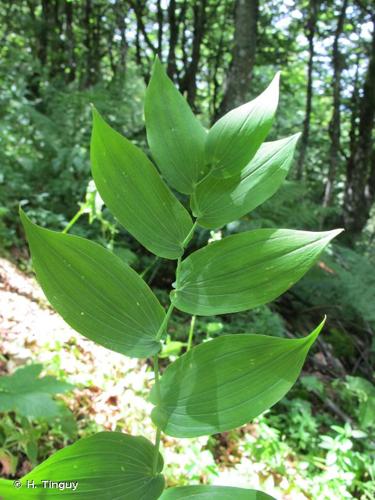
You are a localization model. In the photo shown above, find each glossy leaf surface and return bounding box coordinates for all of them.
[206,73,280,178]
[160,485,275,499]
[151,321,324,437]
[91,108,192,259]
[0,432,164,499]
[20,210,164,358]
[192,134,300,229]
[0,364,73,418]
[171,228,342,315]
[145,58,207,194]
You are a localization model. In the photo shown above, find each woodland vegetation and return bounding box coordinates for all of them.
[0,1,374,499]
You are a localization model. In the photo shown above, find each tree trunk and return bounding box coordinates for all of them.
[166,0,178,78]
[83,0,93,88]
[116,0,128,80]
[156,0,163,58]
[25,0,50,102]
[39,0,50,68]
[343,17,375,236]
[211,12,229,117]
[179,0,207,107]
[166,0,188,82]
[65,0,76,83]
[322,0,347,207]
[108,0,127,82]
[215,0,259,119]
[49,0,65,80]
[295,0,320,181]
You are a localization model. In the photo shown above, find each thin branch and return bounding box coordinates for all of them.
[129,0,158,55]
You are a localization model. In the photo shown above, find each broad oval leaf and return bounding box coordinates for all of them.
[150,321,324,438]
[145,57,207,194]
[20,209,164,358]
[160,485,275,499]
[0,432,164,499]
[171,228,342,315]
[91,108,193,259]
[206,73,280,179]
[192,134,300,229]
[0,364,73,418]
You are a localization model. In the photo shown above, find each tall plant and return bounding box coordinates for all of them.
[1,59,341,499]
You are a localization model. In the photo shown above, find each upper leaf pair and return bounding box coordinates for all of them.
[145,57,280,191]
[91,60,283,259]
[145,59,292,230]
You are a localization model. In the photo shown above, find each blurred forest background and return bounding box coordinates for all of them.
[0,0,374,499]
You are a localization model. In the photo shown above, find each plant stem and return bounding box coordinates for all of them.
[182,220,198,248]
[62,208,84,234]
[152,222,198,474]
[152,427,162,474]
[187,315,196,352]
[152,302,173,472]
[155,303,174,341]
[153,354,161,396]
[152,354,162,474]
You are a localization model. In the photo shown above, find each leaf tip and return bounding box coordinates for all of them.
[91,107,113,141]
[328,228,344,241]
[283,132,301,149]
[19,206,31,229]
[269,71,281,92]
[150,55,165,80]
[153,54,161,65]
[260,71,280,109]
[91,105,101,122]
[306,317,326,346]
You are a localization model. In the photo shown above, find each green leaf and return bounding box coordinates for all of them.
[0,432,164,499]
[145,57,207,194]
[0,364,73,418]
[160,485,275,499]
[192,134,300,229]
[20,209,164,358]
[206,73,280,179]
[171,228,342,315]
[90,107,193,259]
[150,321,324,438]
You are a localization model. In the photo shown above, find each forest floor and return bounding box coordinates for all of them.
[0,257,339,500]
